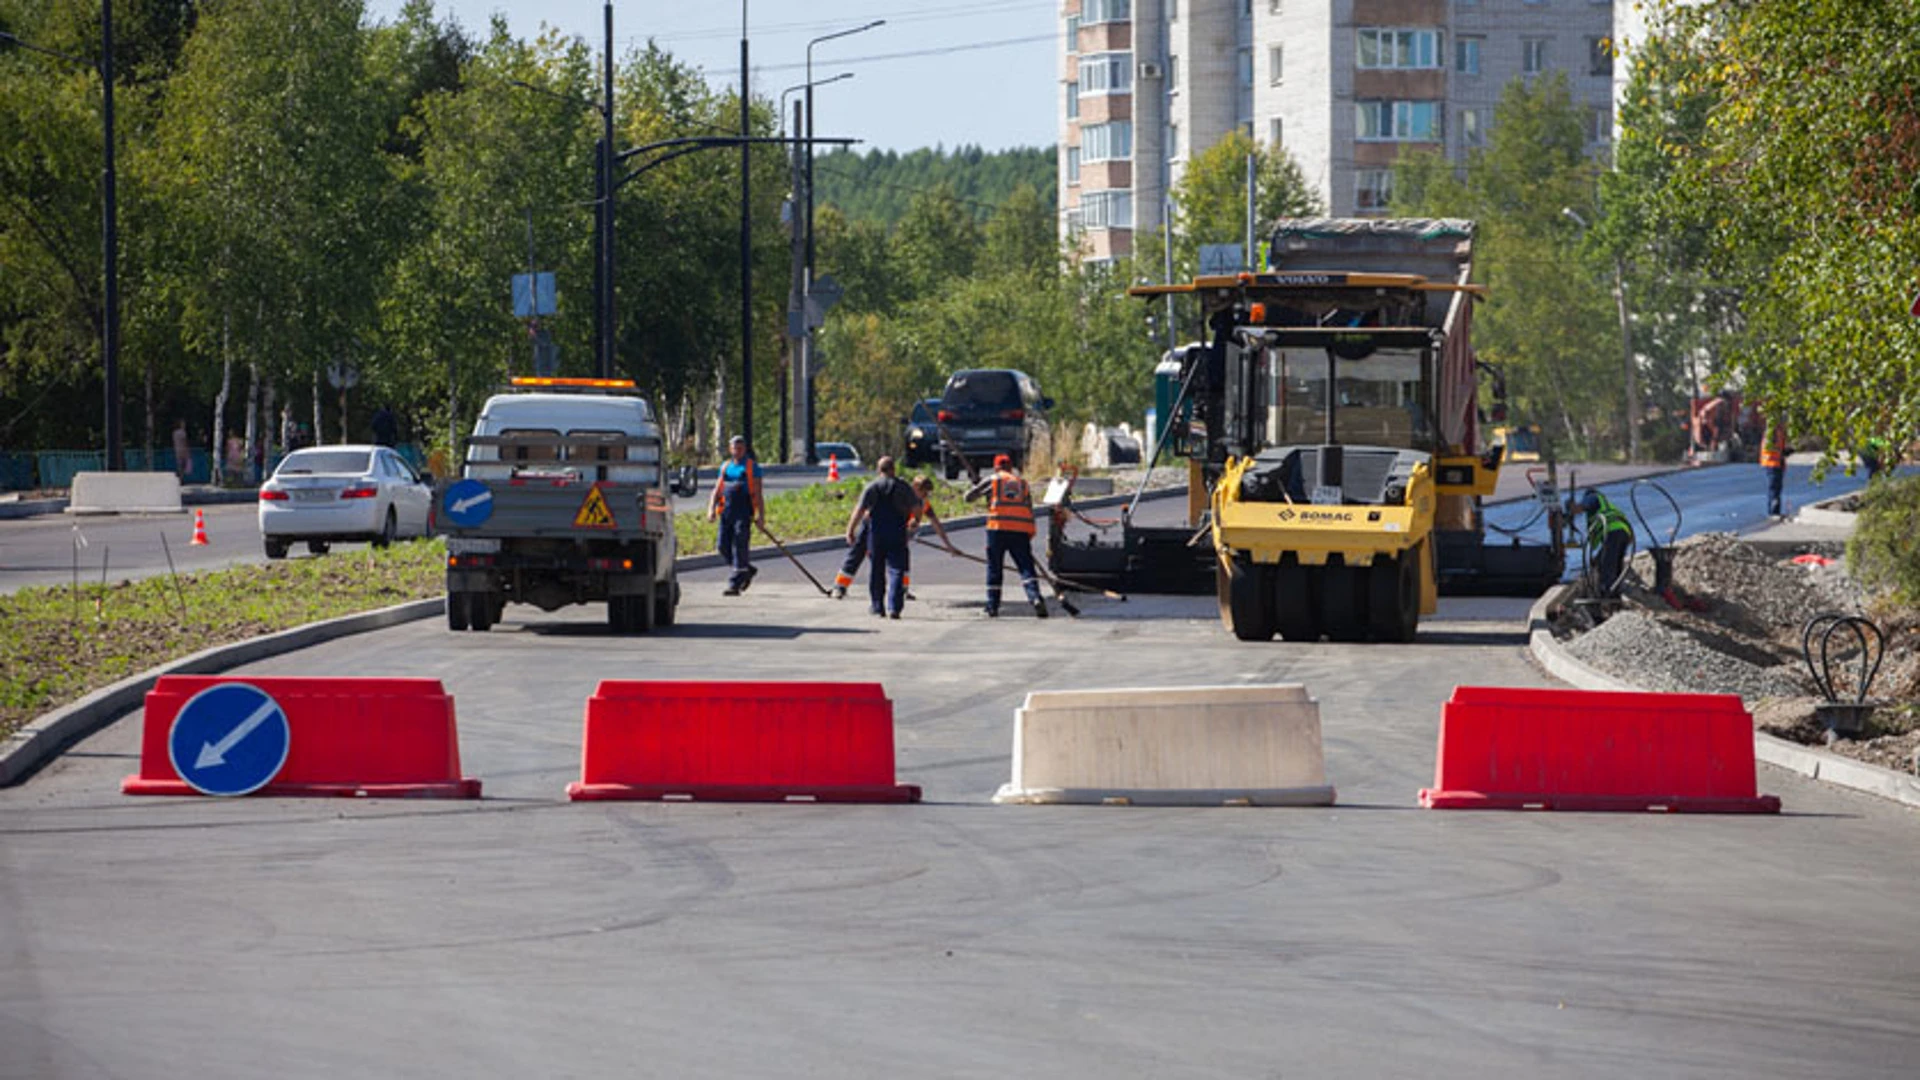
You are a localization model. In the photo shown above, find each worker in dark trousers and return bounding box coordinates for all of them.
[844,456,918,618]
[834,474,954,601]
[1760,418,1787,517]
[965,454,1046,618]
[707,435,764,596]
[1579,489,1634,596]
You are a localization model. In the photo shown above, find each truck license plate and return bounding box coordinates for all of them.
[965,428,995,439]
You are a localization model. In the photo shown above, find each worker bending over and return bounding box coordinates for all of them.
[1578,489,1634,597]
[965,454,1047,618]
[835,474,953,601]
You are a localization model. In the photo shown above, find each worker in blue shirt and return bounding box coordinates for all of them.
[707,435,764,596]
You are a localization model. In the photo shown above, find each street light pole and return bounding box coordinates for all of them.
[804,19,884,465]
[740,0,753,456]
[2,6,121,470]
[601,1,616,380]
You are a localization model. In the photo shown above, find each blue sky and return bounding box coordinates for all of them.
[363,0,1060,152]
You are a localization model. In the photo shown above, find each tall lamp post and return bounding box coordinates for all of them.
[803,19,885,464]
[3,6,121,471]
[779,73,850,463]
[1563,206,1640,462]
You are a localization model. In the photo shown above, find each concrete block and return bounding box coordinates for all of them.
[993,684,1335,806]
[66,472,184,515]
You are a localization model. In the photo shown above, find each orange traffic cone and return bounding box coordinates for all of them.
[827,453,840,482]
[190,508,209,546]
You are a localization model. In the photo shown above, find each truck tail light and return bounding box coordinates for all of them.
[259,489,289,501]
[936,410,954,423]
[447,555,495,568]
[1001,409,1025,421]
[340,486,378,499]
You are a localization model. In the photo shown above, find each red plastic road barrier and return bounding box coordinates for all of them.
[122,676,480,798]
[1419,686,1780,813]
[567,681,920,803]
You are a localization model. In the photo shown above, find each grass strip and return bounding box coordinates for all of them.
[0,471,981,743]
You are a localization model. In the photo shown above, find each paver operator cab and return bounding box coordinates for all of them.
[439,377,698,633]
[1056,218,1565,643]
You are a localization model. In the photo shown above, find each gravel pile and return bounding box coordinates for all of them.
[1628,531,1865,638]
[1566,609,1809,701]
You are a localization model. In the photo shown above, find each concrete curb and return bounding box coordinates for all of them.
[0,596,444,787]
[1792,499,1857,529]
[4,485,1190,784]
[0,487,259,521]
[1527,585,1920,812]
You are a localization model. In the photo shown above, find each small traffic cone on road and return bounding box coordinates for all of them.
[190,508,209,546]
[827,453,840,482]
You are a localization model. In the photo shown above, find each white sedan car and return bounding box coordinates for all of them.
[258,445,433,558]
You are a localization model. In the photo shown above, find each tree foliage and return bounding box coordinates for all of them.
[814,145,1054,229]
[1620,0,1920,464]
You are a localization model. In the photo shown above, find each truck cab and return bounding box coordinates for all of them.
[440,377,695,633]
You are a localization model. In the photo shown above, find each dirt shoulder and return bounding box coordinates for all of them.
[1548,529,1919,774]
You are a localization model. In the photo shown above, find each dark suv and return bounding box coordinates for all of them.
[902,398,942,468]
[936,369,1053,479]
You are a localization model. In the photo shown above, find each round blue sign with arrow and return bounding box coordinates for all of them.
[442,478,494,528]
[167,682,291,797]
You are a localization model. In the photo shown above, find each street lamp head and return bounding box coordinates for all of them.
[1561,206,1589,229]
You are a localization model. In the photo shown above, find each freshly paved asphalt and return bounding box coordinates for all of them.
[3,492,1918,1078]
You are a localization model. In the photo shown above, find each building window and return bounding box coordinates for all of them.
[1357,28,1444,70]
[1083,190,1134,230]
[1166,0,1178,21]
[1066,81,1080,119]
[1461,107,1486,147]
[1082,0,1131,26]
[1067,146,1082,184]
[1356,170,1394,213]
[1356,100,1442,141]
[1238,48,1254,87]
[1168,54,1180,93]
[1269,45,1284,84]
[1455,37,1480,75]
[1523,38,1549,75]
[1167,122,1180,159]
[1588,108,1612,144]
[1066,15,1080,51]
[1588,37,1612,77]
[1065,208,1085,235]
[1082,120,1134,162]
[1269,117,1284,146]
[1079,52,1134,95]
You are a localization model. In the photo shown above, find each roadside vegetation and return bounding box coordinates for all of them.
[0,475,985,742]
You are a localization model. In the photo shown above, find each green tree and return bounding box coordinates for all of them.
[1392,73,1623,457]
[1630,0,1920,466]
[1166,131,1321,275]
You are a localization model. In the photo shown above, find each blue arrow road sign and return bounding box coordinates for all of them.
[167,683,291,796]
[442,478,494,528]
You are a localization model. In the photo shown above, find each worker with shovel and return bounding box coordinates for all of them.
[844,456,920,618]
[966,454,1047,619]
[835,474,954,602]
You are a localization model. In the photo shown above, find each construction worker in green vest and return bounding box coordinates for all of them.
[1578,489,1635,596]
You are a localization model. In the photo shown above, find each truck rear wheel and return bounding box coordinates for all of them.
[1217,557,1275,642]
[446,592,469,632]
[654,580,678,627]
[1320,560,1367,643]
[468,592,495,632]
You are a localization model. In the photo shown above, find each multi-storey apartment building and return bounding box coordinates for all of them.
[1059,0,1618,262]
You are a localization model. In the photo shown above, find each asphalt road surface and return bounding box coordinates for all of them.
[3,493,1917,1078]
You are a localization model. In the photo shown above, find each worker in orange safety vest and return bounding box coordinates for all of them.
[964,454,1046,618]
[1760,418,1788,518]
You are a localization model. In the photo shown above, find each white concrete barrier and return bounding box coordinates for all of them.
[992,684,1336,806]
[66,471,185,515]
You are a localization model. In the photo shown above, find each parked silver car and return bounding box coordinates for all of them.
[257,445,433,559]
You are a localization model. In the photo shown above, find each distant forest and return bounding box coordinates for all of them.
[813,146,1057,227]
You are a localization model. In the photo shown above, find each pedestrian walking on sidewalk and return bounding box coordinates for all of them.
[844,456,919,618]
[172,419,191,482]
[1760,418,1787,518]
[965,454,1046,618]
[708,435,764,596]
[834,474,953,601]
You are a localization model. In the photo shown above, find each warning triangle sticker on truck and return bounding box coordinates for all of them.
[574,485,617,529]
